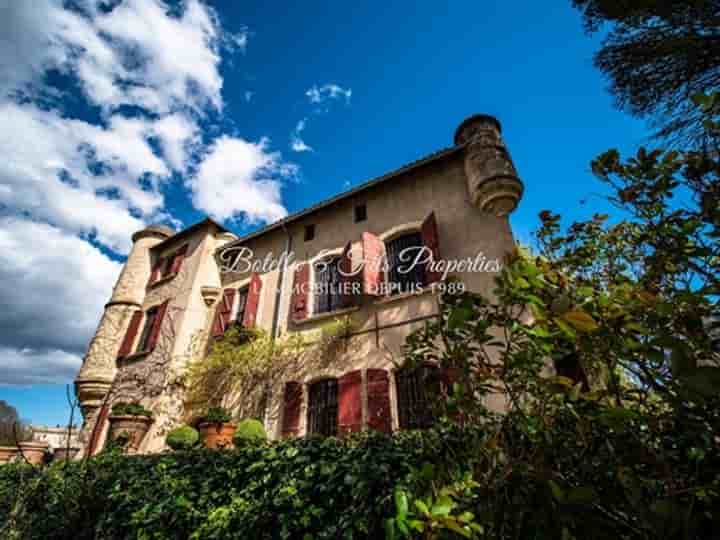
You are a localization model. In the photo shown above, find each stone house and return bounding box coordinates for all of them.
[74,114,524,455]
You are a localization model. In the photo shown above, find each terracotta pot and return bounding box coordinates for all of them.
[17,441,49,466]
[53,447,80,461]
[0,446,17,465]
[108,415,153,454]
[199,422,236,449]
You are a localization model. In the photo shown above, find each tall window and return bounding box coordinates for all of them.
[315,257,342,314]
[307,379,338,436]
[236,287,248,325]
[136,307,158,353]
[396,364,440,430]
[385,232,426,295]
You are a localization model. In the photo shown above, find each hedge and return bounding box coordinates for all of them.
[0,425,485,540]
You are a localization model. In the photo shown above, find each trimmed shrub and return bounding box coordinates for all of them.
[165,425,199,451]
[110,402,152,417]
[232,419,266,446]
[202,406,231,424]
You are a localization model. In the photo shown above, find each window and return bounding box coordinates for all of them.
[136,307,158,353]
[307,379,338,436]
[314,257,342,314]
[354,204,367,223]
[304,224,315,242]
[554,353,589,390]
[236,287,249,325]
[396,364,440,430]
[385,232,426,295]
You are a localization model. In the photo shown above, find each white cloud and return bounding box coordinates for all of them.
[305,83,352,104]
[152,113,199,172]
[0,217,121,385]
[290,117,313,153]
[188,136,295,223]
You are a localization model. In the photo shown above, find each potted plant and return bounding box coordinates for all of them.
[108,402,154,454]
[198,406,235,449]
[17,440,49,465]
[0,446,17,465]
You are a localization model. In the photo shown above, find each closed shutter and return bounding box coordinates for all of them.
[169,244,189,274]
[366,369,392,433]
[117,310,143,359]
[291,263,309,321]
[337,370,362,434]
[147,299,169,351]
[362,232,386,295]
[242,273,262,327]
[281,381,302,438]
[421,212,441,283]
[211,289,236,337]
[147,257,164,286]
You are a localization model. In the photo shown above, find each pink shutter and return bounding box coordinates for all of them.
[291,263,309,321]
[367,369,392,433]
[212,289,236,337]
[86,403,110,457]
[281,381,302,437]
[242,273,262,327]
[421,211,441,284]
[337,370,362,434]
[169,244,189,274]
[147,257,164,286]
[147,300,169,351]
[339,241,355,308]
[117,310,143,359]
[362,232,386,295]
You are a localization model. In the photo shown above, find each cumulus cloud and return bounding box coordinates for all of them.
[151,113,200,172]
[188,136,295,223]
[290,118,313,153]
[0,217,121,384]
[305,83,352,105]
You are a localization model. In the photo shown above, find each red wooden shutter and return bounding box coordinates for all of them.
[366,369,392,433]
[211,289,236,337]
[86,402,110,457]
[362,232,386,295]
[281,381,302,437]
[421,211,441,284]
[290,263,309,321]
[339,241,355,307]
[242,273,262,327]
[169,244,188,274]
[117,310,143,359]
[337,370,362,434]
[147,257,164,286]
[147,300,169,351]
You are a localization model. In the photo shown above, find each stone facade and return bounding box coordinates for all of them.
[74,114,524,455]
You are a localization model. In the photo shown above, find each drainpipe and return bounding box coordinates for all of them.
[271,222,293,341]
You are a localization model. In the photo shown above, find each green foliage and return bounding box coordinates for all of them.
[166,426,200,451]
[202,407,231,425]
[110,402,152,418]
[232,419,266,445]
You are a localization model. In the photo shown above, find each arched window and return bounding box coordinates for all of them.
[307,378,338,436]
[385,232,426,295]
[395,364,440,429]
[314,257,342,314]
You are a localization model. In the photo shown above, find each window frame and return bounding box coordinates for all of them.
[395,364,440,430]
[136,307,159,354]
[307,378,339,437]
[313,256,343,315]
[384,231,427,295]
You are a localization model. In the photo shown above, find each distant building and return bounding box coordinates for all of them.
[31,425,79,451]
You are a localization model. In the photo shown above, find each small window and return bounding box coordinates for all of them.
[396,364,440,430]
[304,224,315,242]
[307,379,338,436]
[354,204,367,223]
[314,257,342,315]
[136,307,158,353]
[385,232,426,295]
[236,287,249,325]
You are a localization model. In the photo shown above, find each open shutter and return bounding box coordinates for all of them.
[362,232,386,295]
[367,369,392,433]
[290,263,309,321]
[281,381,302,437]
[147,300,169,351]
[242,273,262,327]
[86,403,110,457]
[169,244,189,275]
[337,370,362,434]
[421,211,441,284]
[339,241,356,308]
[117,310,143,359]
[211,289,236,337]
[147,257,164,286]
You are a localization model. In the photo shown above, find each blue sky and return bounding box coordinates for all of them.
[0,0,649,426]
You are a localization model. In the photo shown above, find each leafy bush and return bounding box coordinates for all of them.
[202,406,231,425]
[232,419,266,445]
[110,402,152,418]
[165,425,199,451]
